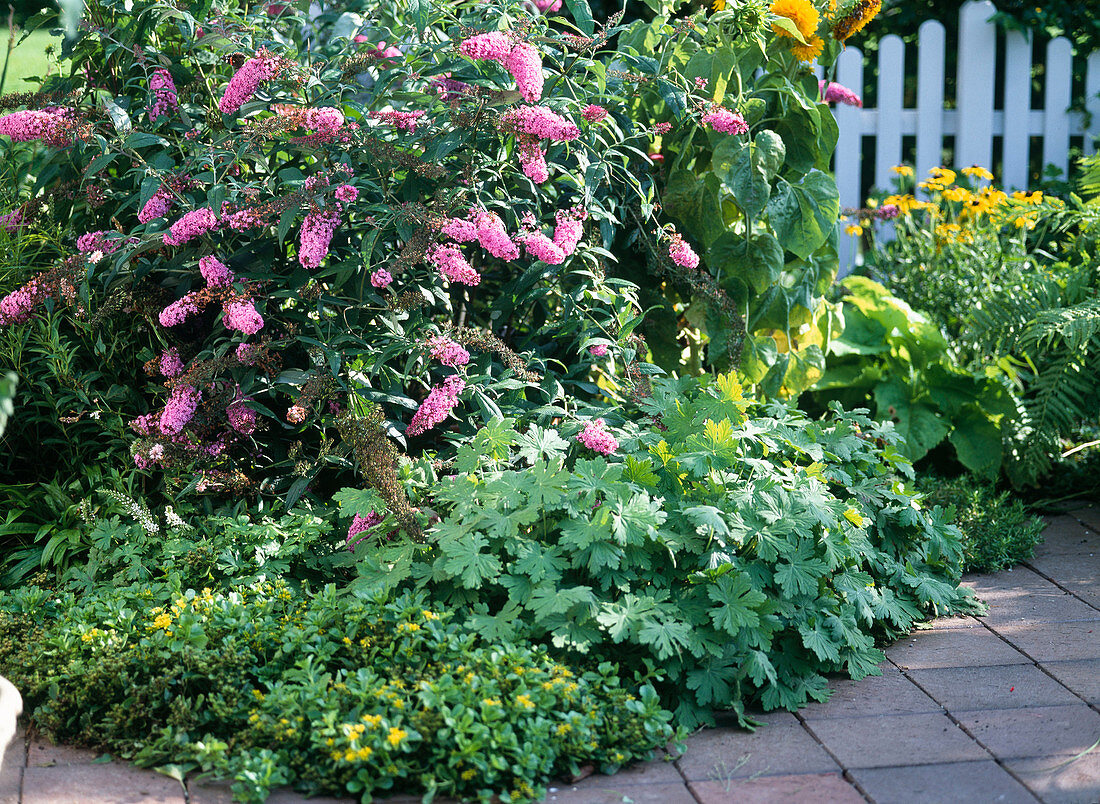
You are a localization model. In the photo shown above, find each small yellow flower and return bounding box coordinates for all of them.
[516,694,536,709]
[398,622,420,632]
[1014,215,1037,230]
[941,186,969,203]
[1012,190,1043,205]
[150,612,172,631]
[461,768,477,780]
[386,727,408,747]
[961,165,994,181]
[844,224,863,236]
[482,697,501,707]
[363,714,383,727]
[344,748,357,762]
[891,165,914,177]
[356,746,373,761]
[556,723,572,735]
[331,750,342,761]
[422,610,439,620]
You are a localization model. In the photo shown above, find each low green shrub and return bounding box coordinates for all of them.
[344,372,978,727]
[0,580,675,803]
[916,476,1045,573]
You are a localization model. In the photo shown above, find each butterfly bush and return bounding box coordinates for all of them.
[0,0,737,512]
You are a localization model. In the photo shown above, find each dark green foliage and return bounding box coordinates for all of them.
[916,475,1045,573]
[0,580,675,803]
[346,373,977,727]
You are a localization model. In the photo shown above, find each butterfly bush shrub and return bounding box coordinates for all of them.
[0,0,724,512]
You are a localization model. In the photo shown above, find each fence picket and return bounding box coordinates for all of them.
[1087,53,1100,156]
[1002,30,1032,190]
[875,36,905,191]
[835,47,864,273]
[955,1,997,171]
[915,21,946,182]
[1043,38,1074,179]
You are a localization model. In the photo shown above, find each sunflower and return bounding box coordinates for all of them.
[790,34,825,62]
[832,0,882,43]
[770,0,821,42]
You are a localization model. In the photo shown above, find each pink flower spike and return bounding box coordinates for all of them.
[582,104,608,123]
[149,68,178,121]
[159,385,201,436]
[299,207,341,269]
[138,187,173,223]
[440,217,478,243]
[159,294,201,327]
[199,255,235,287]
[427,335,471,367]
[668,234,699,269]
[520,231,566,265]
[370,268,393,288]
[226,397,257,434]
[163,208,219,247]
[347,510,384,549]
[223,299,264,335]
[218,52,289,115]
[458,32,512,63]
[577,418,618,455]
[702,106,749,135]
[505,42,544,103]
[552,210,583,256]
[406,375,465,436]
[474,211,520,261]
[588,344,609,357]
[819,80,862,107]
[334,184,358,205]
[428,244,481,286]
[160,347,184,377]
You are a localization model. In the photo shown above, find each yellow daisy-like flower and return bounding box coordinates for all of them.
[712,0,726,9]
[1012,190,1044,205]
[790,34,825,62]
[356,746,373,761]
[1014,215,1037,229]
[149,612,172,631]
[461,769,477,781]
[770,0,821,42]
[941,186,970,203]
[927,166,956,185]
[892,165,914,177]
[845,223,863,236]
[961,165,994,181]
[386,727,408,747]
[883,193,920,215]
[832,0,882,42]
[516,694,536,709]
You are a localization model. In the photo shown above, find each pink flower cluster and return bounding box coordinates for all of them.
[577,418,618,455]
[499,106,580,183]
[369,110,426,133]
[458,32,544,102]
[534,0,563,12]
[428,245,480,286]
[347,511,383,549]
[0,209,25,232]
[518,209,584,265]
[702,106,749,135]
[77,230,123,254]
[138,188,173,223]
[223,299,264,335]
[440,209,522,261]
[199,255,235,287]
[159,385,201,435]
[589,344,609,357]
[163,208,219,247]
[298,207,341,269]
[159,294,201,327]
[218,52,290,114]
[668,234,700,269]
[0,109,76,146]
[226,397,257,434]
[819,80,862,107]
[334,184,358,205]
[427,335,470,367]
[160,347,184,377]
[305,107,344,136]
[0,282,42,325]
[236,342,261,365]
[430,75,471,101]
[370,268,393,288]
[582,104,608,123]
[149,69,178,121]
[406,375,465,436]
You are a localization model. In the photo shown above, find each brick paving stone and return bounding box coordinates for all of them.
[1042,659,1100,704]
[886,627,1031,670]
[991,621,1100,662]
[849,760,1037,804]
[1005,753,1100,804]
[687,772,866,804]
[674,720,839,781]
[1032,516,1100,556]
[26,736,102,766]
[906,664,1082,712]
[805,713,988,769]
[923,615,986,630]
[188,779,359,804]
[0,726,23,804]
[542,781,696,803]
[954,705,1100,760]
[1068,504,1100,535]
[978,588,1100,627]
[556,754,684,787]
[23,762,184,803]
[963,568,1054,599]
[801,664,942,720]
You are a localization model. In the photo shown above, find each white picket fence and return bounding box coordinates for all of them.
[831,0,1100,271]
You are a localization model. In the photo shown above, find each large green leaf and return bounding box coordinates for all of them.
[766,171,839,260]
[873,380,950,460]
[948,406,1003,478]
[709,231,784,294]
[712,131,785,219]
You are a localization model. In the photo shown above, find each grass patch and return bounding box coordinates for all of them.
[0,29,63,94]
[919,475,1045,573]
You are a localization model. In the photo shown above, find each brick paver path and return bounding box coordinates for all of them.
[3,507,1098,804]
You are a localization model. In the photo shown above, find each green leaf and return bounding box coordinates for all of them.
[710,231,784,295]
[707,572,766,635]
[638,617,692,660]
[948,406,1002,479]
[515,424,568,465]
[563,0,596,35]
[441,532,502,589]
[873,380,950,461]
[765,171,840,260]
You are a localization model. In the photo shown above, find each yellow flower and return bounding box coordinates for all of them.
[822,0,838,20]
[961,165,994,181]
[397,622,420,632]
[883,194,921,215]
[1012,190,1043,205]
[770,0,821,42]
[386,727,408,747]
[556,723,573,735]
[941,186,970,203]
[482,697,501,706]
[331,750,343,761]
[344,749,357,762]
[150,612,172,631]
[790,34,825,62]
[461,768,477,780]
[422,610,439,620]
[891,165,914,177]
[712,0,726,9]
[356,746,373,761]
[516,694,536,709]
[844,224,863,236]
[1014,215,1037,229]
[832,0,881,42]
[363,714,383,727]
